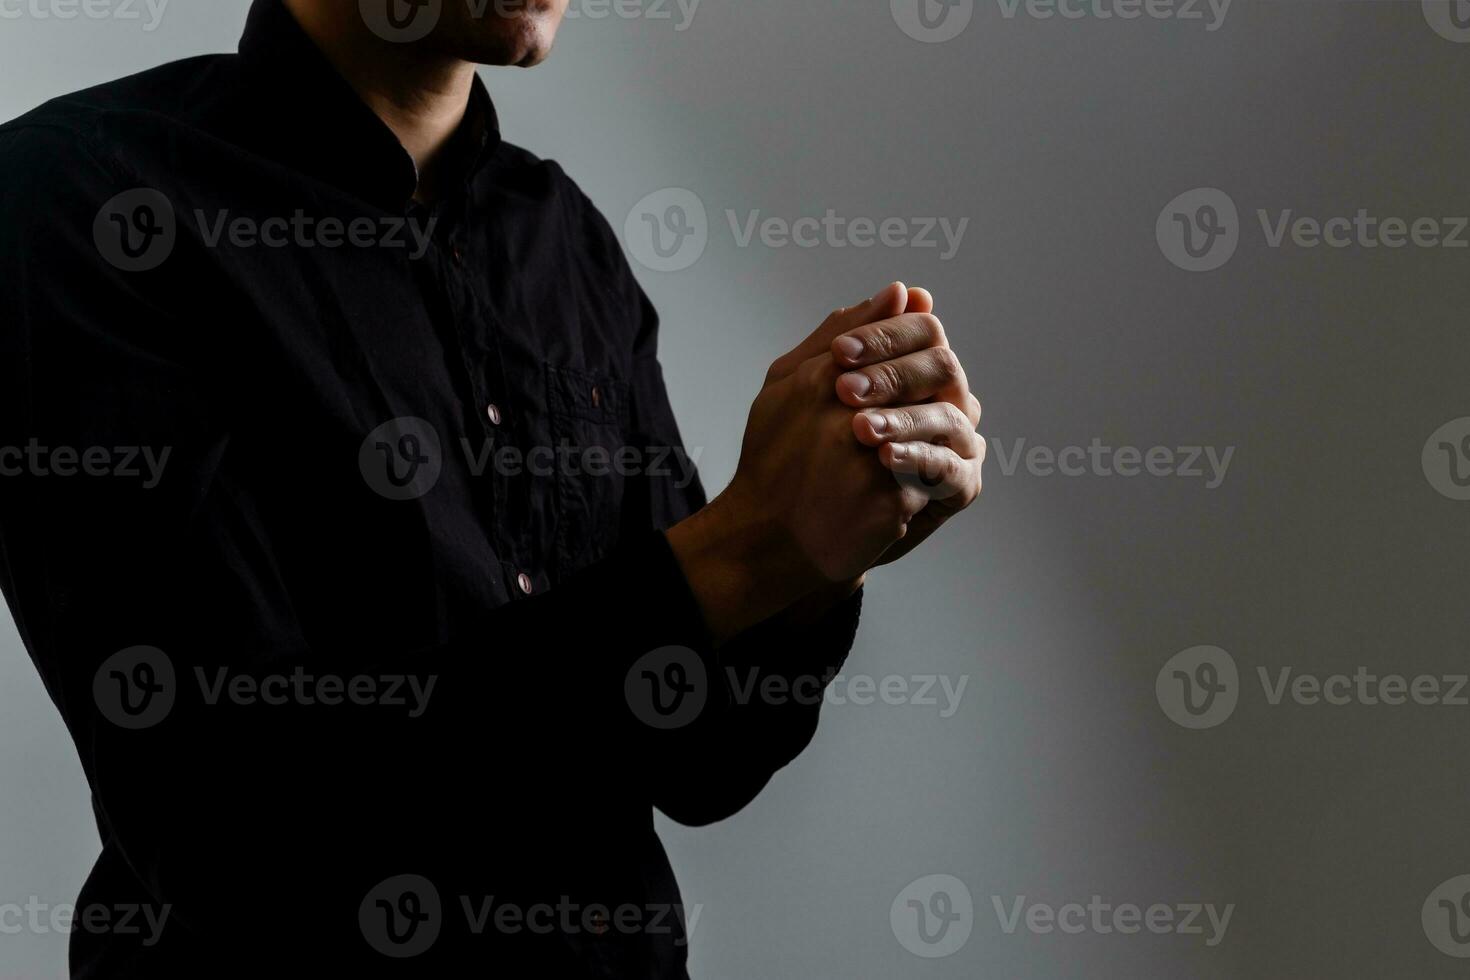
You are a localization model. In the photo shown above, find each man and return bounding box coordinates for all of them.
[0,0,983,975]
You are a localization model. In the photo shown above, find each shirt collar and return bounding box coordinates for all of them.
[237,0,502,211]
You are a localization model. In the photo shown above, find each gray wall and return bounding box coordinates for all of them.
[4,1,1470,976]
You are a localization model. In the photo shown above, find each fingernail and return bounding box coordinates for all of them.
[889,444,907,462]
[834,336,864,362]
[863,412,887,433]
[839,373,872,399]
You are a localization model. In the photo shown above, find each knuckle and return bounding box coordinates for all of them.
[942,402,970,432]
[964,470,983,506]
[871,361,901,397]
[888,408,915,438]
[863,324,896,360]
[795,356,823,387]
[932,345,961,380]
[916,312,946,345]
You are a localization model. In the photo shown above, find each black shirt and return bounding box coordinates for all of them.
[0,1,861,975]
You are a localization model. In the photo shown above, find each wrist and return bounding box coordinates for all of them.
[780,574,865,627]
[666,484,823,644]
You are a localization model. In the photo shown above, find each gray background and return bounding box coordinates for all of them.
[3,0,1469,976]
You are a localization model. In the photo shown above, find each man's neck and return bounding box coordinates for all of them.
[283,0,478,202]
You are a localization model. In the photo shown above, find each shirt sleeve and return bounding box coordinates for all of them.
[609,215,865,827]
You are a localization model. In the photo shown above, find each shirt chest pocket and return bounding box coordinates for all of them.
[546,363,632,575]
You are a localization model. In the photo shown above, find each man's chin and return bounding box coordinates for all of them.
[463,18,560,68]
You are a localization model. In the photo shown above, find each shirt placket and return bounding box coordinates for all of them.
[411,196,540,599]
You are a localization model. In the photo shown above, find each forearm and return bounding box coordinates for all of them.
[665,484,832,645]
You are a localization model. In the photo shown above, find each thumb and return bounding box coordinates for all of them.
[769,282,908,379]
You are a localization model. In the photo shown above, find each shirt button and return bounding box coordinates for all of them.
[590,385,601,409]
[486,403,501,426]
[517,572,533,595]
